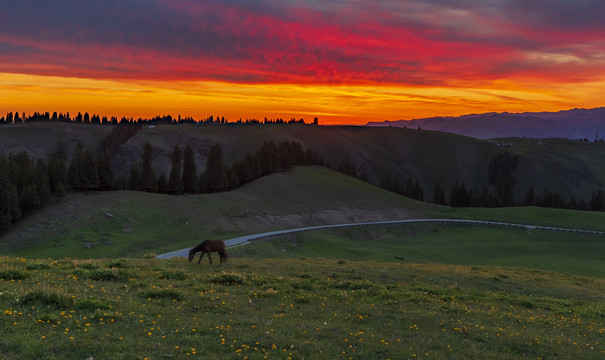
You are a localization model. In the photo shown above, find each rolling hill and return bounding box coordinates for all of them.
[2,165,605,278]
[0,166,437,258]
[2,122,605,203]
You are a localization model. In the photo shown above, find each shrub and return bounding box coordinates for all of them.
[75,297,111,310]
[25,263,51,271]
[81,263,99,270]
[0,269,28,280]
[142,253,157,259]
[106,260,127,269]
[21,290,72,309]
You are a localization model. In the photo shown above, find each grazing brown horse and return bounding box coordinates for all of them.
[188,240,227,264]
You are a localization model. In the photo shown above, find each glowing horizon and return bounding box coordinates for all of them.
[2,1,605,125]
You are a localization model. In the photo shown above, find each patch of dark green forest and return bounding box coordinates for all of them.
[2,121,605,235]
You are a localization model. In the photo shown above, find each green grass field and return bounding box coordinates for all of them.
[231,223,605,277]
[0,257,603,359]
[1,144,604,358]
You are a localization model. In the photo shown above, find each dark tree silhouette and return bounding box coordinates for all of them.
[140,142,157,192]
[68,143,85,189]
[168,144,183,194]
[523,186,535,206]
[433,182,447,205]
[589,190,605,211]
[34,158,50,204]
[98,151,115,190]
[204,144,228,193]
[182,145,197,193]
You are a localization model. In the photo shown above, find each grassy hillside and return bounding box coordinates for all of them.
[0,122,111,159]
[0,167,436,259]
[0,257,602,359]
[2,166,604,279]
[3,122,605,201]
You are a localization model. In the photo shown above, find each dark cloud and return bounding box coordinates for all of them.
[1,0,603,84]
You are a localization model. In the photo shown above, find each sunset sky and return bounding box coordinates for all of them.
[1,0,605,125]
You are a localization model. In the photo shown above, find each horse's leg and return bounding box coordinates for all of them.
[208,252,213,264]
[198,252,204,264]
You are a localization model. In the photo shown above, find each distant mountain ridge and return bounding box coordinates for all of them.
[366,107,605,139]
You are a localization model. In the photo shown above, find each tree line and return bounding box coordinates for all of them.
[339,151,605,212]
[1,111,319,126]
[0,138,324,233]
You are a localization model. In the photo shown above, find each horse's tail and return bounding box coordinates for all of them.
[221,249,228,262]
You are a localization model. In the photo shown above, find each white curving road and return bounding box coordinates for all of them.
[156,218,605,259]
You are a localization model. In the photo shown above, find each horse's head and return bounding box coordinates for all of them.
[187,249,196,262]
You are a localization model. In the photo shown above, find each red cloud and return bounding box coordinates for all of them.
[1,0,604,88]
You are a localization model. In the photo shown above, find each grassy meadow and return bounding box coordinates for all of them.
[1,164,604,358]
[0,256,603,359]
[231,223,605,277]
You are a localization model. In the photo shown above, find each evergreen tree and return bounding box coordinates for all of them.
[278,141,293,170]
[82,150,100,191]
[97,151,115,190]
[10,152,34,195]
[589,190,605,211]
[204,144,228,192]
[258,141,278,175]
[129,164,141,191]
[182,145,197,193]
[157,173,169,193]
[495,178,515,207]
[140,142,157,192]
[449,182,471,207]
[34,158,50,204]
[433,182,447,205]
[8,182,21,222]
[68,142,86,189]
[168,144,183,194]
[19,184,41,215]
[48,154,68,194]
[488,152,518,206]
[523,186,535,206]
[0,171,12,231]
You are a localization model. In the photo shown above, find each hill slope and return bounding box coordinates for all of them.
[3,122,605,204]
[0,166,437,258]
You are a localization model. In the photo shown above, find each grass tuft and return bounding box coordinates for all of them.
[139,288,184,300]
[20,290,72,309]
[0,269,28,280]
[75,297,111,311]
